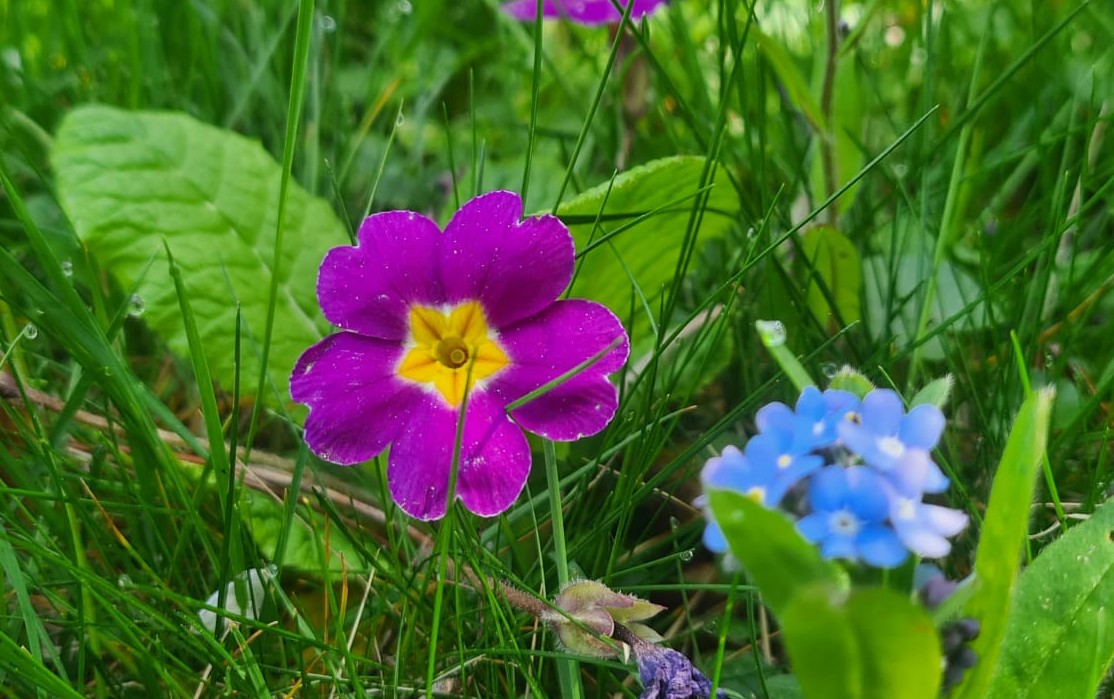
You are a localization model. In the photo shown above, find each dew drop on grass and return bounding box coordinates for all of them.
[127,294,146,317]
[23,324,38,340]
[317,14,337,32]
[395,111,405,127]
[755,320,786,347]
[822,362,838,378]
[61,260,74,277]
[397,0,412,15]
[678,548,694,562]
[117,574,134,589]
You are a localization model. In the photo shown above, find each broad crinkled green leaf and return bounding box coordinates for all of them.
[781,584,942,699]
[987,497,1114,698]
[555,156,740,342]
[52,105,339,400]
[956,387,1055,699]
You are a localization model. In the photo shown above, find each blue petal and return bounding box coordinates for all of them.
[886,450,949,496]
[794,386,825,419]
[797,513,830,543]
[900,404,945,450]
[860,389,904,436]
[820,533,858,561]
[702,521,729,553]
[743,433,786,479]
[756,401,795,435]
[838,421,876,462]
[856,526,909,567]
[823,389,860,416]
[892,515,951,558]
[843,467,890,521]
[807,466,850,512]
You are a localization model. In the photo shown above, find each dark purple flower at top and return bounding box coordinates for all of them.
[503,0,668,26]
[291,191,629,521]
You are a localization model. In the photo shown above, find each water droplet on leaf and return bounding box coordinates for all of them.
[755,320,786,347]
[61,260,74,277]
[23,324,38,340]
[317,14,337,32]
[127,294,145,317]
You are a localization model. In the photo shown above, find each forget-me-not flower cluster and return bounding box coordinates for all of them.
[700,385,968,568]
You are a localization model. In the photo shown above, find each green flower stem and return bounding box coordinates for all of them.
[544,439,583,699]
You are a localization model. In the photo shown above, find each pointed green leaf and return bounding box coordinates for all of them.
[987,498,1114,698]
[707,489,842,617]
[956,387,1056,699]
[555,156,740,340]
[799,225,861,330]
[910,375,955,409]
[782,584,942,699]
[52,105,339,400]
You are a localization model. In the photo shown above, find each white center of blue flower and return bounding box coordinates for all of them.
[877,435,905,459]
[894,497,917,521]
[812,421,825,436]
[829,509,860,536]
[777,454,792,469]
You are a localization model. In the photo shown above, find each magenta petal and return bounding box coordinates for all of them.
[388,392,531,520]
[290,333,419,465]
[317,211,444,341]
[440,191,574,328]
[502,0,665,25]
[490,299,628,440]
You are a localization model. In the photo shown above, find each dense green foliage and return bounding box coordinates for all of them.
[1,0,1112,696]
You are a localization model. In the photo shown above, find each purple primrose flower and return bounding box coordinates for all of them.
[503,0,668,26]
[291,191,629,521]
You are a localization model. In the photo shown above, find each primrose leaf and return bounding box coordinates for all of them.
[782,584,942,699]
[555,156,740,343]
[955,387,1055,699]
[52,105,340,401]
[707,489,843,617]
[987,497,1114,698]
